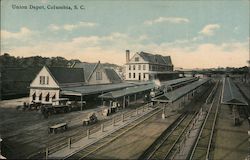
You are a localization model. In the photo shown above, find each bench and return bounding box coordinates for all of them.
[49,123,68,134]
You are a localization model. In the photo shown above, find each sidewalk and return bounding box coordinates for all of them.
[49,106,155,159]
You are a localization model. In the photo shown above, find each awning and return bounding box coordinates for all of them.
[50,92,56,98]
[37,91,42,96]
[30,90,36,96]
[43,92,49,98]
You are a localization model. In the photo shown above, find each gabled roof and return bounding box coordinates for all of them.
[139,51,173,66]
[47,67,85,84]
[162,56,172,66]
[72,62,98,81]
[104,68,122,83]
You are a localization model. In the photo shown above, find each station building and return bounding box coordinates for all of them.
[29,61,123,105]
[124,50,178,81]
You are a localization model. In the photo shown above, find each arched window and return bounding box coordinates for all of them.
[39,93,42,101]
[45,93,50,102]
[32,93,36,101]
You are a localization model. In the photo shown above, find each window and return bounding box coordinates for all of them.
[40,76,42,84]
[143,64,146,70]
[39,94,42,101]
[129,65,131,70]
[129,73,131,78]
[39,76,46,85]
[133,73,136,78]
[152,65,155,71]
[45,93,50,102]
[46,76,49,84]
[133,65,136,70]
[32,93,36,101]
[135,57,139,61]
[96,72,102,80]
[143,73,146,79]
[138,65,141,70]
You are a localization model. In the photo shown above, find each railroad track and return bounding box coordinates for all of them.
[188,80,221,160]
[65,104,163,159]
[138,79,216,160]
[139,111,197,160]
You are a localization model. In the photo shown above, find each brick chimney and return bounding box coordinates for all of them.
[126,50,130,63]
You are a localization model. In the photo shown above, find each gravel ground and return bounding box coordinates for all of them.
[0,97,140,159]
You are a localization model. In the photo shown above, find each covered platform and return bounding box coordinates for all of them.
[60,83,135,109]
[98,83,155,99]
[160,77,198,90]
[60,83,135,96]
[152,78,210,103]
[98,77,197,99]
[221,77,248,106]
[221,77,248,126]
[98,77,199,109]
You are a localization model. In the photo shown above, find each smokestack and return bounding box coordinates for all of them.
[126,50,130,63]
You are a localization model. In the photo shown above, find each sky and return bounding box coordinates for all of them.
[1,0,249,69]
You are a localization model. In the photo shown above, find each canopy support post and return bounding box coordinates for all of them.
[81,94,83,111]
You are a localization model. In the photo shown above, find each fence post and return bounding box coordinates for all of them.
[68,138,71,149]
[87,129,90,139]
[101,124,104,132]
[45,147,49,160]
[162,106,165,119]
[113,117,115,126]
[122,114,124,122]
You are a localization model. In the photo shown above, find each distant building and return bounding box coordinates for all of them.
[29,61,122,104]
[124,50,177,81]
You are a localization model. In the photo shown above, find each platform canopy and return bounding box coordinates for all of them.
[152,78,210,103]
[60,83,135,96]
[98,77,197,99]
[160,77,197,88]
[221,78,248,106]
[99,83,155,99]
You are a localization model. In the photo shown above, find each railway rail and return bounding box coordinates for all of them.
[188,80,221,160]
[65,104,163,159]
[138,80,215,160]
[140,111,197,160]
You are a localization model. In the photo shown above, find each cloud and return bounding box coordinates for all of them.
[1,27,34,39]
[3,30,248,69]
[199,24,220,36]
[48,21,97,31]
[48,24,60,31]
[144,17,190,25]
